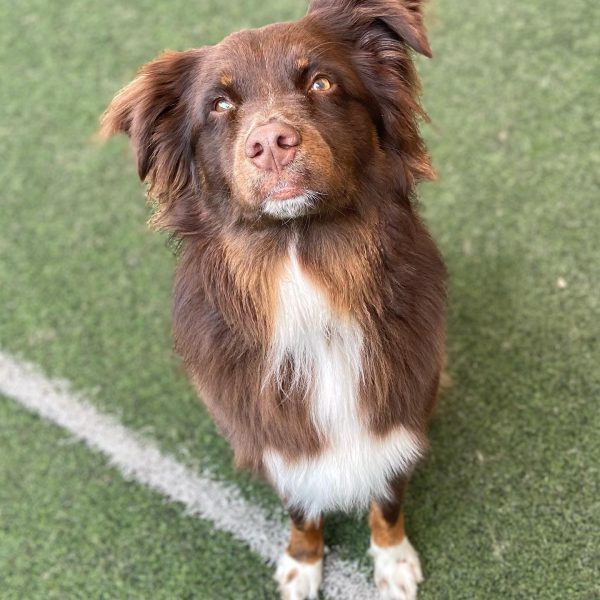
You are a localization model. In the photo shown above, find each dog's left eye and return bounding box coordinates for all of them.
[310,77,332,92]
[213,98,235,112]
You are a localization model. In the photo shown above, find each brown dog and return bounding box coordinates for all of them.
[102,1,445,598]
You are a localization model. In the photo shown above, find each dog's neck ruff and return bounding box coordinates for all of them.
[263,245,423,519]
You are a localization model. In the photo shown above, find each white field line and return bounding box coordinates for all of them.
[0,351,377,599]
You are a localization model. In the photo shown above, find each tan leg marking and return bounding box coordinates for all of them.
[369,503,423,600]
[369,503,406,547]
[275,518,324,599]
[287,517,324,563]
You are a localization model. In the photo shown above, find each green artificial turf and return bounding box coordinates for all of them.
[0,397,279,600]
[1,0,599,598]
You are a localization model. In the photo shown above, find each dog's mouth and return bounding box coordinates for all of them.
[268,181,306,201]
[254,174,322,220]
[260,180,322,220]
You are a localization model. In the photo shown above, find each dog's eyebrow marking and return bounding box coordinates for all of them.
[297,57,310,70]
[220,73,234,87]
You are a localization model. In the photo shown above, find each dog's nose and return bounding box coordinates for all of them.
[245,122,301,172]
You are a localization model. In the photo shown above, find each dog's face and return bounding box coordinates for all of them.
[102,0,433,229]
[197,23,377,221]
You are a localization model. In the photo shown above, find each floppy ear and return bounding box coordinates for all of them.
[100,49,203,229]
[308,0,434,185]
[308,0,431,57]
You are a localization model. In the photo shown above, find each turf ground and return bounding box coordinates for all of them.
[1,0,599,598]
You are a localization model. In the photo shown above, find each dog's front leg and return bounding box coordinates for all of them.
[369,475,424,600]
[275,508,324,600]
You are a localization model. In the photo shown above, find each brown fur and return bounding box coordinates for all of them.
[101,0,445,510]
[369,473,409,546]
[287,517,325,564]
[369,505,406,547]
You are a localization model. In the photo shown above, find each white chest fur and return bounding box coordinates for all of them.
[263,247,423,519]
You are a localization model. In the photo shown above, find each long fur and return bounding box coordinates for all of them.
[101,0,446,518]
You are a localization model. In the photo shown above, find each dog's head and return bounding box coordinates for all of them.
[101,0,433,231]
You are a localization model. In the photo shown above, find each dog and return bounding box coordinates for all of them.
[101,1,446,598]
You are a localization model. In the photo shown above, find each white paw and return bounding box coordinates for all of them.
[369,537,424,600]
[275,552,323,600]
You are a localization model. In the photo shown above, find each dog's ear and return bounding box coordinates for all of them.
[308,0,434,185]
[308,0,431,58]
[100,50,203,229]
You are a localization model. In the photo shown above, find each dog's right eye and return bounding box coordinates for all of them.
[213,98,235,113]
[310,76,333,92]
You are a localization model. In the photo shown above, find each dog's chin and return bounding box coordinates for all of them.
[261,193,320,220]
[259,180,323,220]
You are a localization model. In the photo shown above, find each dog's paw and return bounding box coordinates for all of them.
[369,537,424,600]
[275,552,323,600]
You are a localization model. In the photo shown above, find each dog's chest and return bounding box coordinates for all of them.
[267,248,363,423]
[263,248,422,517]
